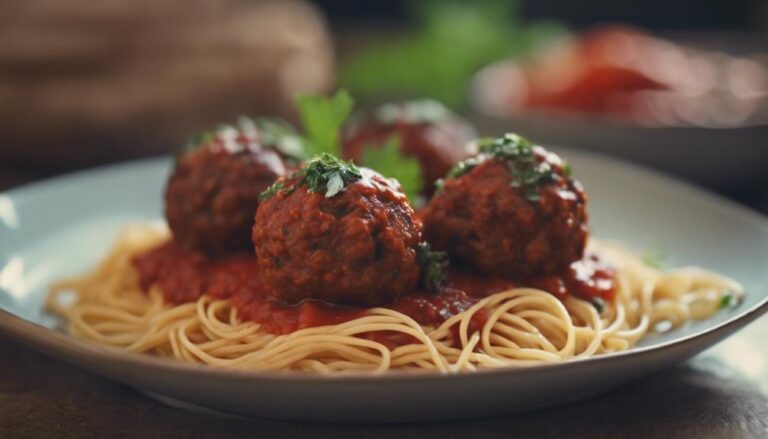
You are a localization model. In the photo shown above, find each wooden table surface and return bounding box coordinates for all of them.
[1,175,767,438]
[0,317,766,438]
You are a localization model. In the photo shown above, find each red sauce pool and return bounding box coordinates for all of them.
[132,242,615,343]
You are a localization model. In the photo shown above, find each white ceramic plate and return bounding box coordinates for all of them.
[1,151,766,422]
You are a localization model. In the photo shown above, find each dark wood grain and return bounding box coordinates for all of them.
[1,323,766,439]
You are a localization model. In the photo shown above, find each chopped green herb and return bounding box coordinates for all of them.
[362,135,423,203]
[591,297,606,314]
[435,155,483,193]
[446,156,482,179]
[182,129,215,155]
[300,153,362,198]
[295,90,354,157]
[259,154,362,201]
[439,133,559,202]
[719,293,733,309]
[478,132,534,157]
[641,248,667,270]
[259,181,285,202]
[481,133,555,202]
[509,160,552,201]
[563,161,572,179]
[180,122,241,157]
[417,242,449,292]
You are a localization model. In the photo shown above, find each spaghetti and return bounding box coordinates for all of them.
[46,224,743,374]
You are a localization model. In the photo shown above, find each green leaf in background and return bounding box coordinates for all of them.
[362,136,423,203]
[340,0,568,109]
[295,90,355,157]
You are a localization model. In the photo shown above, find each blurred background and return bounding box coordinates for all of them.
[1,0,768,212]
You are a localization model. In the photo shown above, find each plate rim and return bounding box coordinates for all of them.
[1,151,767,383]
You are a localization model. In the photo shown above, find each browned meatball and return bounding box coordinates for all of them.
[253,156,422,306]
[342,100,476,196]
[165,122,287,256]
[422,133,588,277]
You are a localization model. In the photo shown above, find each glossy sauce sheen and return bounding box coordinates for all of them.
[133,242,616,344]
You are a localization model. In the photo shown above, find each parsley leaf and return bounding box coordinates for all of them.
[258,154,363,201]
[436,155,483,193]
[295,90,354,157]
[446,156,482,180]
[440,133,558,202]
[259,181,285,202]
[479,132,534,158]
[417,241,449,292]
[719,293,733,309]
[340,0,567,109]
[481,133,553,202]
[361,135,423,203]
[591,297,606,314]
[325,172,345,198]
[300,153,362,198]
[563,161,572,179]
[185,130,215,152]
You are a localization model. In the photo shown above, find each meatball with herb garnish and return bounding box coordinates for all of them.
[342,100,477,196]
[422,133,589,277]
[165,117,300,257]
[253,154,424,306]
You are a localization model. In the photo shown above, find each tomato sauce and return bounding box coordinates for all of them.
[132,242,615,340]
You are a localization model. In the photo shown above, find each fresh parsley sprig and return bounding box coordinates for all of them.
[296,90,354,157]
[479,133,554,202]
[417,242,449,292]
[437,133,563,202]
[362,136,423,203]
[302,153,363,197]
[293,90,430,203]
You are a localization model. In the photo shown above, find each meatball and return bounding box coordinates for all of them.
[422,133,588,277]
[165,122,287,256]
[253,160,422,306]
[343,100,476,195]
